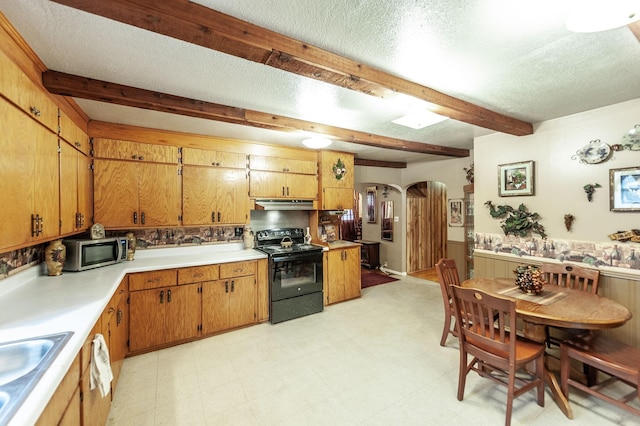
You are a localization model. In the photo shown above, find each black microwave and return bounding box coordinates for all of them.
[62,237,128,271]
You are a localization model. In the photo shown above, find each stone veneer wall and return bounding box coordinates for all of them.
[474,232,640,271]
[0,226,244,281]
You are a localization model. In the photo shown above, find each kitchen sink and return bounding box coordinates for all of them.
[0,332,73,426]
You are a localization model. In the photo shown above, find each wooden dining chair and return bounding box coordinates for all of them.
[541,263,600,348]
[435,258,460,346]
[451,285,545,426]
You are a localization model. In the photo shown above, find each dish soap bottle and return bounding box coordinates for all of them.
[304,227,312,244]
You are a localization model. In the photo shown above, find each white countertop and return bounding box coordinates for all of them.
[0,243,266,426]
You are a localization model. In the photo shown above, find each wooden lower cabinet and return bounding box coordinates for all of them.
[129,283,200,352]
[325,247,361,305]
[35,354,81,426]
[202,275,256,334]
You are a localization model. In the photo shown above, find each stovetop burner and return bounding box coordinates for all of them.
[254,228,323,256]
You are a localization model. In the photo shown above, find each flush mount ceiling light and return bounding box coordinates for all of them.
[301,137,332,149]
[391,110,448,130]
[566,0,640,33]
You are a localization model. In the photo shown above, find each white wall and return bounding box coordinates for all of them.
[475,98,640,242]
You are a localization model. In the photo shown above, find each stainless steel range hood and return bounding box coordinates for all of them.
[254,199,315,211]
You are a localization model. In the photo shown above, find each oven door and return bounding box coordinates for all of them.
[270,251,323,301]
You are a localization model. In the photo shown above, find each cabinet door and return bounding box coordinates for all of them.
[182,147,246,168]
[110,285,128,391]
[325,250,346,304]
[182,165,218,225]
[343,248,362,300]
[0,97,37,248]
[229,276,256,328]
[59,110,89,155]
[320,151,354,188]
[93,139,177,163]
[249,155,316,174]
[94,159,139,228]
[202,280,230,334]
[286,173,318,199]
[59,141,79,235]
[217,168,248,224]
[138,163,180,227]
[34,120,60,241]
[166,283,201,343]
[77,152,93,231]
[248,170,287,198]
[321,187,353,210]
[129,288,167,352]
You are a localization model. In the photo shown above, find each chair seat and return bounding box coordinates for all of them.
[467,330,545,363]
[561,333,640,416]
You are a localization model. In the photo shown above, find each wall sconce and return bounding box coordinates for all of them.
[382,185,389,198]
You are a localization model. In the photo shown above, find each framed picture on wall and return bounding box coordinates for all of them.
[498,160,535,197]
[448,199,464,227]
[366,186,377,223]
[610,166,640,212]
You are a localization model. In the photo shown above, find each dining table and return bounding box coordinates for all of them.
[462,276,633,419]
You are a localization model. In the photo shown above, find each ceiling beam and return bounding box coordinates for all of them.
[50,0,533,137]
[354,158,407,169]
[43,70,470,158]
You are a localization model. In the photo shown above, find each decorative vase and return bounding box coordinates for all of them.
[304,227,312,244]
[126,232,136,261]
[243,226,254,249]
[45,239,66,276]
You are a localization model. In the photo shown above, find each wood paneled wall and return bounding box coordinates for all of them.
[475,250,639,348]
[406,182,447,273]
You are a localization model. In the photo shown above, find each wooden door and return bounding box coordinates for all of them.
[138,163,180,227]
[182,165,218,225]
[59,141,79,235]
[326,250,346,304]
[286,173,318,199]
[0,97,37,249]
[343,247,361,300]
[166,283,201,342]
[129,288,166,352]
[77,152,93,231]
[248,170,287,198]
[201,280,230,334]
[34,119,59,241]
[94,159,139,228]
[406,181,447,273]
[229,276,256,328]
[217,168,248,224]
[321,187,353,210]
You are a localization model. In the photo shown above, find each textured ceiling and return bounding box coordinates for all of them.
[2,0,640,163]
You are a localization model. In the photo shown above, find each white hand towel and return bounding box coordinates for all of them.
[90,333,113,398]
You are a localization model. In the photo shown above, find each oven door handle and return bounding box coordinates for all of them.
[271,251,322,263]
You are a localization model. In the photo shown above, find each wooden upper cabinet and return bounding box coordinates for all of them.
[0,48,58,132]
[182,147,246,168]
[60,134,92,235]
[249,155,316,174]
[59,110,90,155]
[94,159,180,228]
[319,151,354,189]
[92,138,178,163]
[249,170,317,199]
[0,96,59,251]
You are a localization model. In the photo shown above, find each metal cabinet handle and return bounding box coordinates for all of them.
[282,186,286,196]
[231,280,235,292]
[141,212,146,225]
[138,155,144,161]
[133,211,138,224]
[167,289,172,302]
[117,309,123,325]
[225,281,229,293]
[218,212,221,222]
[160,290,164,303]
[107,307,115,314]
[30,106,41,117]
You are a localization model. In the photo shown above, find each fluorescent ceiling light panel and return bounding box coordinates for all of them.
[392,110,448,129]
[566,0,640,32]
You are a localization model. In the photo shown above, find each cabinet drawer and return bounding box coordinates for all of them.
[177,265,219,284]
[220,261,256,278]
[129,269,177,291]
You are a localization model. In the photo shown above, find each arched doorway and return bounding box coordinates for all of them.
[406,181,447,273]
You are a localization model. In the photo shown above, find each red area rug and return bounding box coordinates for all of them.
[361,269,399,288]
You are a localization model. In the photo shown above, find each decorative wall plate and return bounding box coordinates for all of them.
[90,223,105,240]
[575,140,611,164]
[621,125,640,150]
